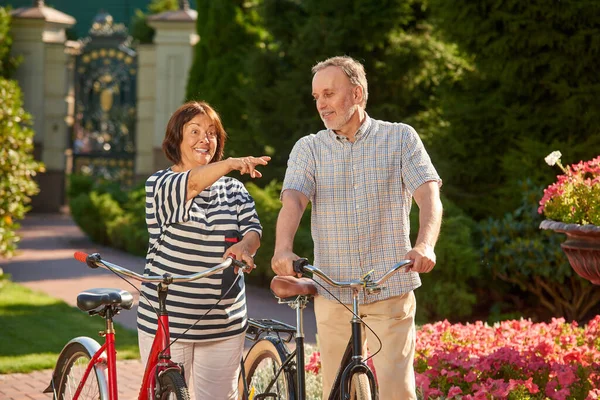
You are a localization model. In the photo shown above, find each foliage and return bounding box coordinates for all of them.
[0,9,41,258]
[70,192,124,245]
[428,0,600,219]
[237,0,466,183]
[480,180,600,322]
[129,0,179,44]
[245,180,313,285]
[68,174,147,254]
[411,195,480,323]
[0,77,44,258]
[539,151,600,226]
[0,7,20,79]
[0,280,139,373]
[106,185,149,257]
[186,0,265,161]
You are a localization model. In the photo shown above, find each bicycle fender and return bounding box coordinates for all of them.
[44,336,109,398]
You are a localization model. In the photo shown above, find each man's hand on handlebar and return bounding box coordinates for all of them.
[405,243,436,273]
[271,250,303,277]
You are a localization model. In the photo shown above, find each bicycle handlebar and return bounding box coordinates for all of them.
[292,258,413,290]
[73,251,249,285]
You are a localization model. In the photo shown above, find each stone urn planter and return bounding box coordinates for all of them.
[540,220,600,285]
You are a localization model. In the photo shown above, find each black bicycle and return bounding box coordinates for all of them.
[239,258,413,400]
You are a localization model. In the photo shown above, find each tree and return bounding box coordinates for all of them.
[429,0,600,218]
[240,0,467,183]
[186,0,265,159]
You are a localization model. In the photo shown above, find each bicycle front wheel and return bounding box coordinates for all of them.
[240,339,294,400]
[157,370,190,400]
[350,372,373,400]
[53,341,108,400]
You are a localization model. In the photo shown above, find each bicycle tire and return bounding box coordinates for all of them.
[53,341,108,400]
[157,369,190,400]
[350,372,372,400]
[240,339,295,400]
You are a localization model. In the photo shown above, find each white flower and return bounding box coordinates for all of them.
[544,151,562,166]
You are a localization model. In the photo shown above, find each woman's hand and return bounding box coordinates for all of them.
[223,236,258,274]
[228,156,271,178]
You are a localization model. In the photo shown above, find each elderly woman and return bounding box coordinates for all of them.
[136,101,270,399]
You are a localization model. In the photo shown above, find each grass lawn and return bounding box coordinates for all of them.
[0,279,139,374]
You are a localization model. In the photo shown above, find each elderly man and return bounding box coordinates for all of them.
[271,55,443,399]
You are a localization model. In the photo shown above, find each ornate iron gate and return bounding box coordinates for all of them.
[72,12,137,186]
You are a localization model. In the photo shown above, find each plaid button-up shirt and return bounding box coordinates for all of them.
[282,115,441,304]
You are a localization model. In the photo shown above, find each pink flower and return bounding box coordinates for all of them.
[447,386,463,398]
[305,351,321,374]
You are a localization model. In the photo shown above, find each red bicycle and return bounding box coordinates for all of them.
[44,251,247,400]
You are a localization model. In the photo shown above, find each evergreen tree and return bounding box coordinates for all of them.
[429,0,600,218]
[241,0,466,183]
[186,0,264,159]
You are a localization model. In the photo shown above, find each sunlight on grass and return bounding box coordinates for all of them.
[0,281,139,374]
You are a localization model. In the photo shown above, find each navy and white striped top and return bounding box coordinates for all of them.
[136,168,262,342]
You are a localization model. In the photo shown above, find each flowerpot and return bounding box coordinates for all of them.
[540,220,600,285]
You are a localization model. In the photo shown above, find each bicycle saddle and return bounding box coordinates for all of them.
[77,288,134,312]
[270,276,318,299]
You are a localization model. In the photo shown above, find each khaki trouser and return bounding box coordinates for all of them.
[314,292,417,400]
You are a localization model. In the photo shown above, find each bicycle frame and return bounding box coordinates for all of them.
[245,259,412,400]
[51,286,182,400]
[327,291,377,400]
[138,282,185,400]
[48,252,242,400]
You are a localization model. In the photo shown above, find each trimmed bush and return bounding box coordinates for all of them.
[70,192,124,245]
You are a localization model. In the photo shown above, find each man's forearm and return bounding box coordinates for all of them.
[275,201,305,252]
[415,197,443,248]
[275,190,308,252]
[413,182,443,248]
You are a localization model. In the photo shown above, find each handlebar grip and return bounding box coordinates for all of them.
[73,251,87,263]
[73,251,101,269]
[293,258,309,274]
[231,257,251,271]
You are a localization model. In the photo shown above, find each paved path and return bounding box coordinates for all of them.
[0,213,316,399]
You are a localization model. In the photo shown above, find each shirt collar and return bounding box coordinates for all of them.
[329,113,373,142]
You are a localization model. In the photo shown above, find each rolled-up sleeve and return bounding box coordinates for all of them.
[282,136,316,201]
[401,125,442,194]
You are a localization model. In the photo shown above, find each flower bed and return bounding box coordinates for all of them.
[305,317,600,399]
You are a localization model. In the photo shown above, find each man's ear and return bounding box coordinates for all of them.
[353,86,363,104]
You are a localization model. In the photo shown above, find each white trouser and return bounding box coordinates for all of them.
[138,329,245,400]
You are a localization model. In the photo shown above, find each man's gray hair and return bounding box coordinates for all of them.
[312,56,368,107]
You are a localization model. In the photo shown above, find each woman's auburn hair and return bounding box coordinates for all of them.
[162,101,227,165]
